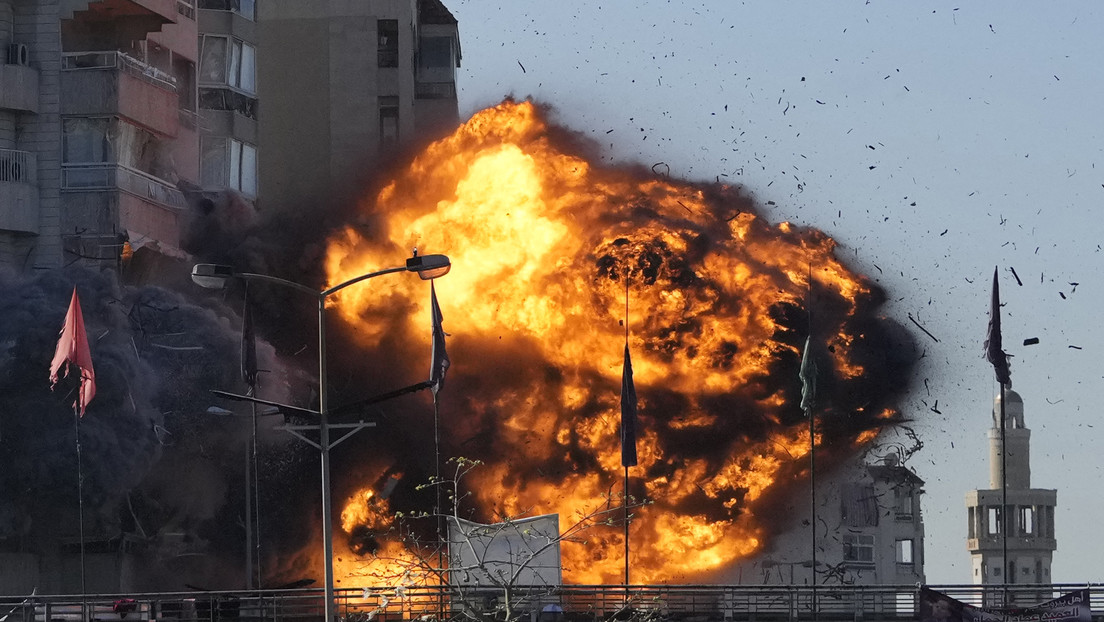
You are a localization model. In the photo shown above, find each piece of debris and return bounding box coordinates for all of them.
[517,60,526,73]
[1069,345,1082,350]
[1009,266,1022,286]
[908,314,940,343]
[1023,337,1040,346]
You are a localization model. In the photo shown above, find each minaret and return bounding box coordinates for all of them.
[965,389,1057,601]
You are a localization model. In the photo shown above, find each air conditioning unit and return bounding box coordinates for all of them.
[7,43,29,66]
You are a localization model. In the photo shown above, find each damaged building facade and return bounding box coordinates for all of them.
[0,0,460,277]
[0,0,460,595]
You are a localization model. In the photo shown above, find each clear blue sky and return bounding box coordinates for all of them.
[450,0,1104,584]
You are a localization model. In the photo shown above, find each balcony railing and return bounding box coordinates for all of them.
[61,163,185,211]
[0,584,1100,622]
[62,51,177,93]
[0,149,36,184]
[415,80,457,99]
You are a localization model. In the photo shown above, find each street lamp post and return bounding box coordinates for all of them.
[192,253,451,622]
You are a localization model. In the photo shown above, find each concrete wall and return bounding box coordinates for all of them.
[256,6,332,213]
[258,0,426,215]
[6,0,63,269]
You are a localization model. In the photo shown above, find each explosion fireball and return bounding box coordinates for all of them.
[317,100,915,585]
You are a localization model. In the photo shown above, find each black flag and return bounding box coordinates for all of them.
[620,344,638,467]
[984,267,1011,386]
[241,286,257,390]
[429,281,450,396]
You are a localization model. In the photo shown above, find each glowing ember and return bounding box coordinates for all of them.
[321,99,913,585]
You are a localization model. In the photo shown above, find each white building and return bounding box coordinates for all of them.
[726,452,926,586]
[965,389,1057,595]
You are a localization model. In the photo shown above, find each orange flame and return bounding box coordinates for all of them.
[319,100,909,586]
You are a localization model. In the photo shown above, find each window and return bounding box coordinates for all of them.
[987,506,1001,535]
[842,533,874,564]
[201,137,256,195]
[419,36,453,69]
[200,35,256,94]
[894,486,913,518]
[198,0,254,19]
[174,57,196,113]
[177,0,196,20]
[63,118,110,163]
[1020,506,1034,535]
[378,19,398,68]
[379,96,399,147]
[895,539,914,564]
[840,484,878,527]
[199,36,227,83]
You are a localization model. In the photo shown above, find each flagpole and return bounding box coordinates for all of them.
[428,281,449,620]
[802,267,817,621]
[808,404,817,620]
[984,267,1011,607]
[73,406,86,598]
[623,278,631,591]
[1000,381,1007,607]
[434,393,445,620]
[242,285,261,590]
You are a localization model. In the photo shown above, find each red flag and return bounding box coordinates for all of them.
[49,287,96,416]
[984,267,1011,386]
[429,282,450,396]
[620,344,638,467]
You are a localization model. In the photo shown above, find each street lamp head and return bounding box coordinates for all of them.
[192,264,235,289]
[406,253,451,280]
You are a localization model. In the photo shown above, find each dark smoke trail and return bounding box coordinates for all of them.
[0,266,306,591]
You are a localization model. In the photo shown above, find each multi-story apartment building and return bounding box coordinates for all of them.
[196,0,256,200]
[0,0,462,595]
[258,0,461,216]
[2,0,459,277]
[0,0,197,275]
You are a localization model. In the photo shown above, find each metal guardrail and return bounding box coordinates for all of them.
[61,163,186,210]
[0,585,1101,622]
[0,148,35,184]
[61,51,177,93]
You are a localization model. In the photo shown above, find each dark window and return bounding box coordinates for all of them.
[842,533,874,564]
[379,96,399,146]
[378,20,399,68]
[419,36,452,69]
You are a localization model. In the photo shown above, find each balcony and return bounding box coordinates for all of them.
[66,0,178,25]
[0,63,39,113]
[62,163,185,209]
[415,80,456,99]
[62,162,186,252]
[61,51,179,137]
[0,149,38,234]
